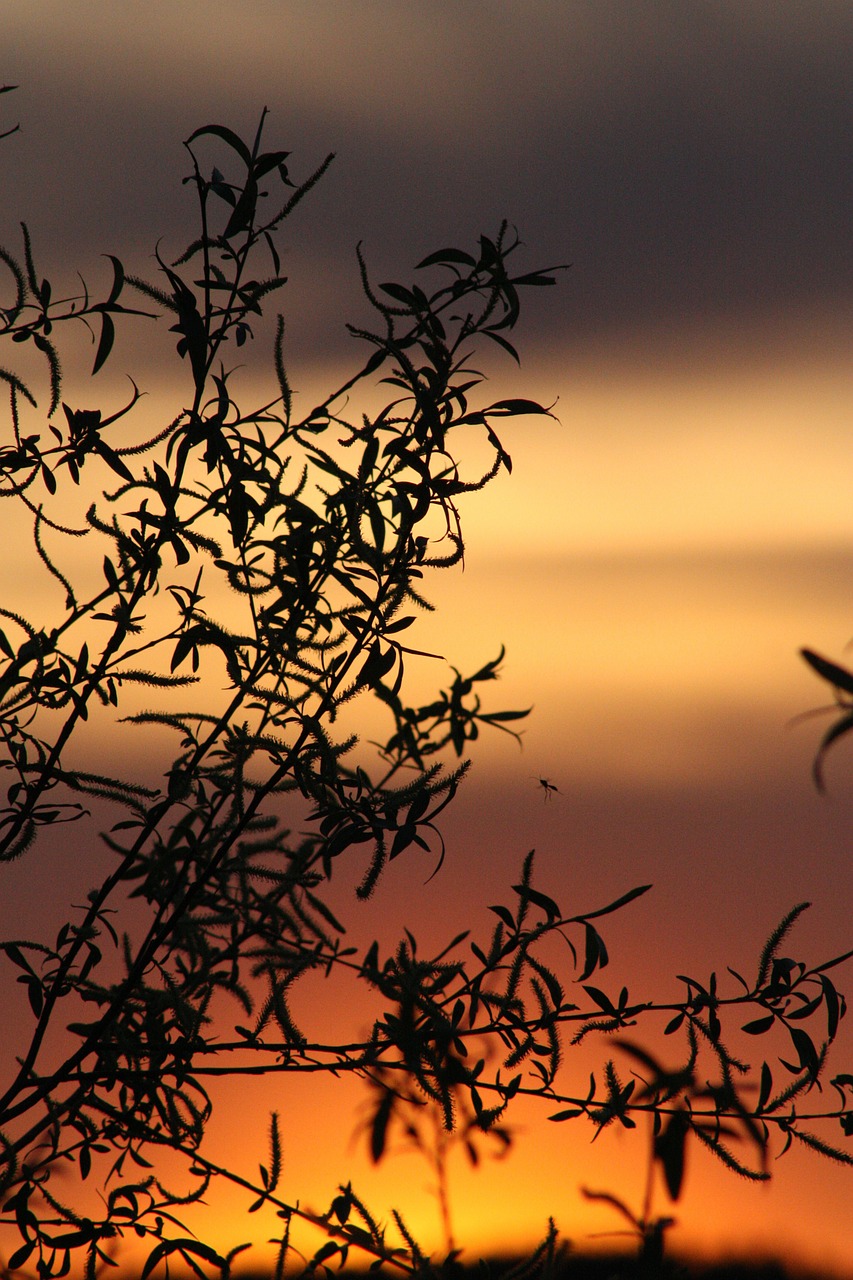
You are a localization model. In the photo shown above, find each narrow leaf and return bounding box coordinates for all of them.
[185,123,253,166]
[93,311,115,375]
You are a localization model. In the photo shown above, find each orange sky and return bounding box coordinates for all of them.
[2,4,853,1276]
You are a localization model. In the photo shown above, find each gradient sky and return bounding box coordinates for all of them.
[2,2,853,1275]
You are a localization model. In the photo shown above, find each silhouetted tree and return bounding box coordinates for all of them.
[1,94,852,1278]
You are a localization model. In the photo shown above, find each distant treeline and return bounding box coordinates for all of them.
[220,1257,843,1280]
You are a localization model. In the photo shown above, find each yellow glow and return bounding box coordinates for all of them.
[464,349,852,558]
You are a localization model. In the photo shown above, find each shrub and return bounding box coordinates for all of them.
[1,93,851,1278]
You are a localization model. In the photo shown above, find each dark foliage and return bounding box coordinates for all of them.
[1,97,852,1278]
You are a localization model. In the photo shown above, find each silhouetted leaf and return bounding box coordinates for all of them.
[575,883,653,922]
[742,1015,775,1035]
[370,1090,393,1164]
[93,437,133,481]
[415,247,476,270]
[514,270,560,286]
[583,985,616,1015]
[223,173,259,238]
[378,281,418,307]
[813,711,853,792]
[358,643,396,689]
[141,1239,225,1280]
[580,1187,639,1230]
[822,975,841,1040]
[6,1241,35,1271]
[92,310,115,374]
[789,1026,819,1075]
[481,329,520,361]
[579,923,608,981]
[185,122,253,167]
[655,1108,689,1201]
[801,647,853,696]
[482,398,554,418]
[489,903,516,930]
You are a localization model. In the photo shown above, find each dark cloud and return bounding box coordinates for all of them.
[2,2,850,363]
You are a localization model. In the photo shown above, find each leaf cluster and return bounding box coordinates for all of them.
[0,102,851,1280]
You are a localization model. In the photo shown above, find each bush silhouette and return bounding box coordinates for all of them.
[1,92,852,1278]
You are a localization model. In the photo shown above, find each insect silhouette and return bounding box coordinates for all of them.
[534,777,560,802]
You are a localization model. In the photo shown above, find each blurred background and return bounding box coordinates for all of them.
[1,2,852,1274]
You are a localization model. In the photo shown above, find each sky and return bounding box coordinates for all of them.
[2,1,853,1274]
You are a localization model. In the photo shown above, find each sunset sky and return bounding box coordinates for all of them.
[2,2,853,1275]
